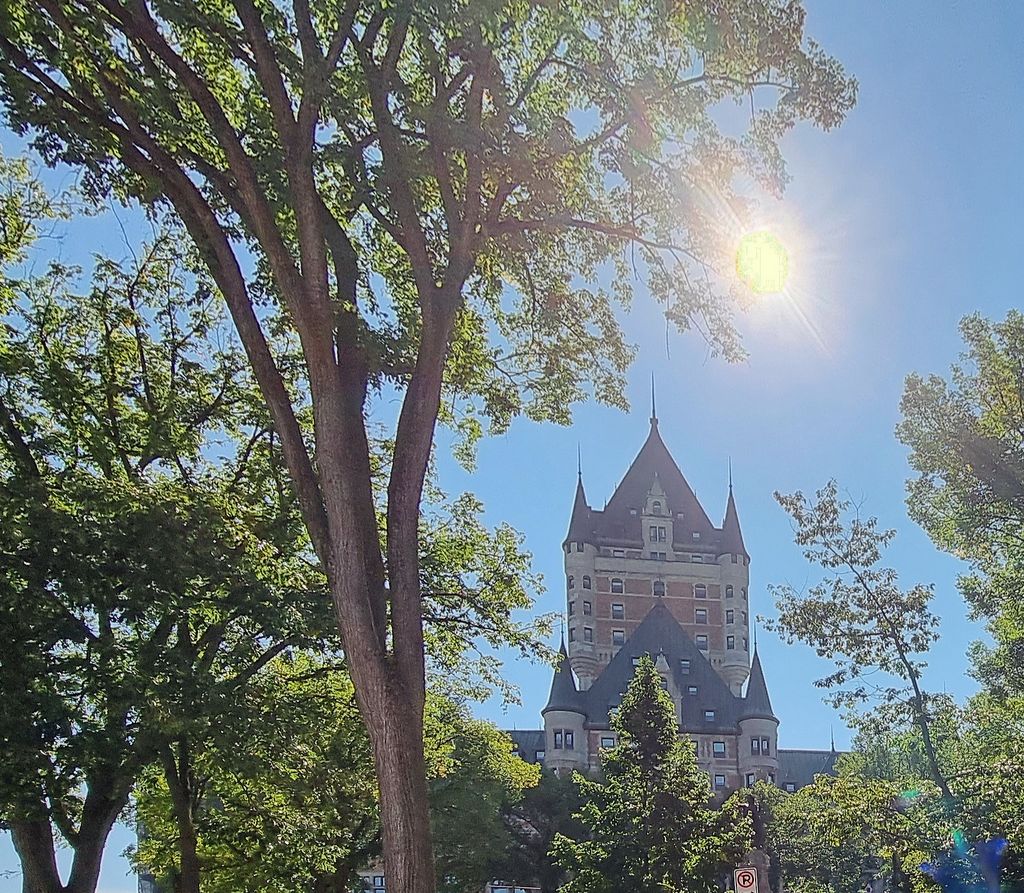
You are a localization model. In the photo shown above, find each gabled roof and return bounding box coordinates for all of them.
[741,648,777,721]
[508,729,546,764]
[581,602,742,733]
[543,640,585,715]
[720,485,748,557]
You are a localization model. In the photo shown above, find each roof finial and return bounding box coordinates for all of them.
[577,442,582,480]
[728,457,733,492]
[830,725,836,753]
[753,617,758,650]
[650,372,658,425]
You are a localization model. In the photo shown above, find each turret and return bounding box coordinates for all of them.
[737,648,779,786]
[719,479,751,694]
[542,638,587,775]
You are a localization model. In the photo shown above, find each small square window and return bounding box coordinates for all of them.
[714,774,726,789]
[583,600,592,615]
[704,710,715,722]
[612,603,625,619]
[694,584,707,599]
[601,736,615,748]
[612,629,625,646]
[536,750,545,761]
[680,659,690,674]
[713,740,726,756]
[785,783,796,793]
[687,685,698,695]
[631,655,641,666]
[696,635,708,650]
[584,627,593,643]
[692,532,700,540]
[613,549,625,558]
[374,877,385,887]
[653,581,666,597]
[695,608,708,624]
[611,578,624,594]
[692,554,703,563]
[727,635,735,650]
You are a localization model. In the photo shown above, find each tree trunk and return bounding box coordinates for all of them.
[161,743,202,893]
[10,819,63,893]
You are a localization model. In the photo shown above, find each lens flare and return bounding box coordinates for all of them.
[736,230,790,294]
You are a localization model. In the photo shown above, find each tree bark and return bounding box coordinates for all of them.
[10,819,63,893]
[161,743,202,893]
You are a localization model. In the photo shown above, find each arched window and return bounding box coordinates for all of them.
[582,575,592,590]
[568,575,575,589]
[653,500,662,515]
[611,578,624,594]
[725,585,734,598]
[653,580,665,597]
[694,584,707,599]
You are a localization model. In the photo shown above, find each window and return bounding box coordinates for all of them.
[653,581,666,597]
[660,676,669,690]
[565,730,575,749]
[612,629,625,646]
[631,655,641,666]
[649,525,657,541]
[744,637,749,651]
[732,554,738,563]
[601,736,615,748]
[714,773,727,789]
[727,635,735,650]
[657,526,667,541]
[568,601,575,616]
[568,627,576,642]
[653,500,662,515]
[761,737,771,755]
[741,588,747,599]
[746,773,755,787]
[680,659,691,674]
[704,710,716,722]
[726,585,734,598]
[692,532,700,540]
[726,609,735,624]
[743,611,748,623]
[687,685,698,695]
[785,782,797,793]
[536,750,545,761]
[692,554,703,563]
[611,578,624,594]
[613,548,625,558]
[575,541,584,552]
[584,627,593,643]
[582,575,592,589]
[554,730,563,749]
[695,608,708,624]
[611,603,625,619]
[768,772,775,784]
[696,634,708,650]
[713,740,726,756]
[583,600,592,615]
[568,575,575,589]
[373,874,385,892]
[752,737,761,755]
[650,551,667,560]
[695,584,707,599]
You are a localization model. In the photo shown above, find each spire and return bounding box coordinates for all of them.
[566,470,592,543]
[542,644,585,715]
[720,479,748,558]
[830,726,837,753]
[577,443,583,480]
[650,372,658,427]
[741,647,777,722]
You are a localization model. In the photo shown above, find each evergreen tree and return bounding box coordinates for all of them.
[553,656,750,893]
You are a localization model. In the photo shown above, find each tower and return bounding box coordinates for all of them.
[737,647,779,785]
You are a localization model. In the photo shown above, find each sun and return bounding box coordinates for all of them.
[735,229,790,294]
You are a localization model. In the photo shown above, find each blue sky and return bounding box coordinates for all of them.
[4,2,1024,889]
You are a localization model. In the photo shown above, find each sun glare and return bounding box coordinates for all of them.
[735,229,790,295]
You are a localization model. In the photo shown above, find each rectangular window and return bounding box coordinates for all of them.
[601,736,615,748]
[726,585,734,598]
[612,629,625,646]
[688,685,698,695]
[752,737,761,755]
[611,578,624,593]
[746,773,755,787]
[785,783,796,793]
[568,601,575,616]
[657,526,667,541]
[680,659,690,674]
[584,627,593,643]
[696,635,708,650]
[704,710,715,722]
[611,603,625,619]
[761,737,770,755]
[565,731,574,749]
[692,532,700,540]
[727,635,735,650]
[554,730,563,749]
[613,549,625,558]
[692,554,703,563]
[650,551,667,560]
[695,608,708,624]
[744,637,749,651]
[649,525,657,540]
[568,627,576,642]
[631,656,641,666]
[694,584,707,598]
[576,542,584,551]
[726,609,735,624]
[713,740,726,756]
[536,750,545,761]
[714,774,726,789]
[583,601,592,615]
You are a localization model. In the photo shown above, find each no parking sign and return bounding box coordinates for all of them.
[734,867,758,893]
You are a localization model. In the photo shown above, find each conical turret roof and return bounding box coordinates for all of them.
[565,473,593,544]
[720,484,748,557]
[741,648,777,722]
[542,639,584,715]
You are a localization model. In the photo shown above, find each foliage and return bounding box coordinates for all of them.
[553,656,750,893]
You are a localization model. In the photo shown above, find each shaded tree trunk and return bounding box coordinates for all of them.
[10,819,63,893]
[161,742,202,893]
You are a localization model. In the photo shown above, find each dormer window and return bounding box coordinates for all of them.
[692,532,700,540]
[704,710,716,722]
[653,500,662,515]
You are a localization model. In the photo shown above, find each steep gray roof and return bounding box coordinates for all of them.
[565,476,593,544]
[720,485,748,557]
[778,749,840,789]
[581,602,742,733]
[741,648,777,721]
[509,729,546,764]
[543,641,585,715]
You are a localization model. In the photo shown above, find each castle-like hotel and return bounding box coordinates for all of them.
[510,409,837,793]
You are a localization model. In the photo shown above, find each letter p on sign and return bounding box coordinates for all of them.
[734,868,758,893]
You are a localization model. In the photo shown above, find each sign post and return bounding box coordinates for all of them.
[734,867,758,893]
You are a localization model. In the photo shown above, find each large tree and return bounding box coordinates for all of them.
[0,4,856,886]
[552,655,750,893]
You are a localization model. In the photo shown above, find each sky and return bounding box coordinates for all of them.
[4,1,1024,890]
